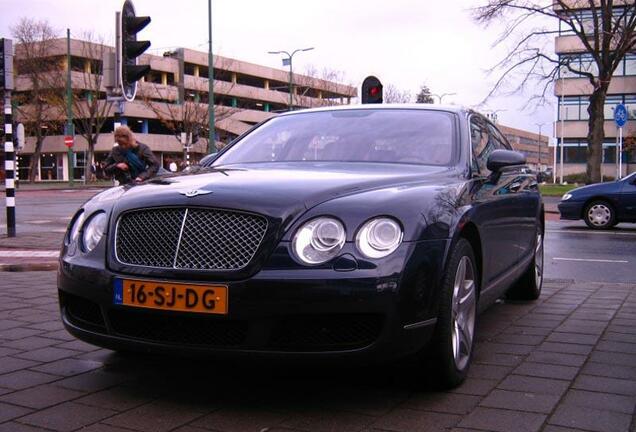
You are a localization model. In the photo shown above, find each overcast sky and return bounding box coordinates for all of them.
[0,0,557,136]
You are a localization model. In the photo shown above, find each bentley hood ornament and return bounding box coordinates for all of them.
[179,190,213,198]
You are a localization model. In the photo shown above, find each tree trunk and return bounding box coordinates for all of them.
[84,137,95,183]
[586,88,607,184]
[28,135,44,182]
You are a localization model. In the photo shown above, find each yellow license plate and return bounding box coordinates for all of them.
[114,279,228,315]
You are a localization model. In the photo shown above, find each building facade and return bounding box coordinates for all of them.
[11,38,357,181]
[500,125,552,172]
[555,3,636,178]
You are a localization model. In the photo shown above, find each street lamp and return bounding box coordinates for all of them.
[535,122,546,172]
[431,92,456,104]
[268,47,314,110]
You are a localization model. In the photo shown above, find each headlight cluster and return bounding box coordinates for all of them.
[292,217,346,265]
[561,193,573,201]
[66,211,107,253]
[356,218,403,259]
[292,216,403,265]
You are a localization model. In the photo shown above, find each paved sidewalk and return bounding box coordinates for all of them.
[0,273,634,431]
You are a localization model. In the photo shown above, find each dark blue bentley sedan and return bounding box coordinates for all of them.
[558,172,636,229]
[58,105,544,388]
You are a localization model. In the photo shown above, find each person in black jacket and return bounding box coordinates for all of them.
[104,126,160,184]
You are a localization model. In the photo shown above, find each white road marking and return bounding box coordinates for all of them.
[547,229,636,237]
[553,257,629,264]
[0,251,59,258]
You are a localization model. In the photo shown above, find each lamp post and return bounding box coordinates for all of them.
[535,122,545,172]
[268,47,314,110]
[559,76,565,184]
[431,92,456,104]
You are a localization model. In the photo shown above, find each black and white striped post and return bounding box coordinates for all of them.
[4,92,15,237]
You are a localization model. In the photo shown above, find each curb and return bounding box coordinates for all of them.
[0,262,58,272]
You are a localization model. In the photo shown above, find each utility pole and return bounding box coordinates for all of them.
[208,0,215,154]
[66,29,74,186]
[1,38,15,236]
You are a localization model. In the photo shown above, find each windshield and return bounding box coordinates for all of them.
[212,109,457,167]
[622,172,636,182]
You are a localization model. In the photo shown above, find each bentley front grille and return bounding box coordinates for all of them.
[115,208,268,270]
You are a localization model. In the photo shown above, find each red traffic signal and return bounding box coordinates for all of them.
[361,76,383,104]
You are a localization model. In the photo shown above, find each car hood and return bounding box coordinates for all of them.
[110,162,456,218]
[569,181,620,197]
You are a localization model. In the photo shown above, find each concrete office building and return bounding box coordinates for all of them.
[11,38,357,181]
[555,3,636,178]
[6,38,550,182]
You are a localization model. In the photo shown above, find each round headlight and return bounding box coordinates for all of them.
[356,218,403,259]
[66,210,85,245]
[561,193,572,201]
[292,217,346,265]
[82,212,108,252]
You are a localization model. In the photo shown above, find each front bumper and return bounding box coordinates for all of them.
[558,201,583,220]
[57,239,449,363]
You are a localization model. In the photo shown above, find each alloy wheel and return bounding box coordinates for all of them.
[534,232,544,288]
[451,256,476,371]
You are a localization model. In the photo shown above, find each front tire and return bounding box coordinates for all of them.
[427,238,477,388]
[584,200,615,230]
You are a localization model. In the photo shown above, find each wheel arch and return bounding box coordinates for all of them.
[580,196,615,219]
[451,220,483,296]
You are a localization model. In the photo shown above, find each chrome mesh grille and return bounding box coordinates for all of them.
[115,208,268,270]
[116,208,185,268]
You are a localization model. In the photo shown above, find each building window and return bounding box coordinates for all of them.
[625,55,636,76]
[559,97,581,120]
[625,95,636,120]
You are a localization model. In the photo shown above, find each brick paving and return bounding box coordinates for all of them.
[0,272,634,432]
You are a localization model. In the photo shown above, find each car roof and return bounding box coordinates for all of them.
[276,103,473,117]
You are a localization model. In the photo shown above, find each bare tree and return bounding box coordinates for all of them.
[384,84,412,103]
[415,83,435,104]
[48,34,114,182]
[11,17,62,182]
[474,1,636,183]
[142,84,237,160]
[296,65,353,107]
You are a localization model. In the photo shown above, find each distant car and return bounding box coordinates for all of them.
[537,168,553,183]
[58,105,544,388]
[558,172,636,229]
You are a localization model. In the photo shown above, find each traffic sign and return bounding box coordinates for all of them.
[614,104,628,128]
[64,136,74,148]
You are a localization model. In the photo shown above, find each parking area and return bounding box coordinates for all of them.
[0,273,634,432]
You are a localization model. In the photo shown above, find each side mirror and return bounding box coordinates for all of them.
[487,149,526,172]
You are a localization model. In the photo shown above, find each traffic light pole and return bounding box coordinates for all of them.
[4,90,16,237]
[66,29,74,186]
[208,0,215,154]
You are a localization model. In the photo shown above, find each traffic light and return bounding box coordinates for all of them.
[361,76,382,104]
[119,0,151,101]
